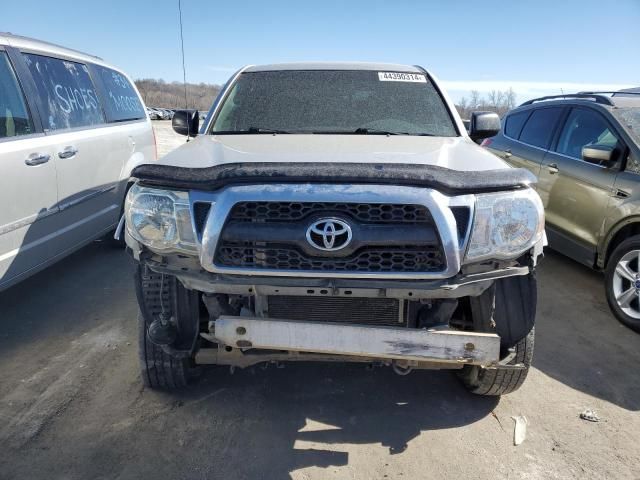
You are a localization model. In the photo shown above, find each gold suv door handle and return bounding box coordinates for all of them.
[547,163,559,174]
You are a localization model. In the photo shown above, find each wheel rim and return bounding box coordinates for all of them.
[612,249,640,319]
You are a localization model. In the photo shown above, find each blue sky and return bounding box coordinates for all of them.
[3,0,639,103]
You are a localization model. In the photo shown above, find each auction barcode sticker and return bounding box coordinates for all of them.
[378,72,426,82]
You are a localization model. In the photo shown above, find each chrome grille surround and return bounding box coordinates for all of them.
[191,184,475,280]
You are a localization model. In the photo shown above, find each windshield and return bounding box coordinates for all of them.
[211,70,458,136]
[613,107,640,145]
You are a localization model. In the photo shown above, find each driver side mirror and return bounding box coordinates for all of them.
[469,111,501,142]
[172,110,199,137]
[582,145,616,167]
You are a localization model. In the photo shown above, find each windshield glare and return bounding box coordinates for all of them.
[211,70,458,136]
[613,107,640,145]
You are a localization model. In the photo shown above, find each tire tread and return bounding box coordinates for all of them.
[136,265,190,390]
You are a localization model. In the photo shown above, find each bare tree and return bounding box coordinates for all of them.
[457,97,469,118]
[456,88,518,119]
[134,78,222,111]
[469,90,480,110]
[505,87,517,110]
[487,90,498,108]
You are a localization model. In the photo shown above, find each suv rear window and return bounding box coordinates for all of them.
[504,111,529,139]
[0,52,33,138]
[23,54,104,131]
[93,65,146,122]
[518,107,563,149]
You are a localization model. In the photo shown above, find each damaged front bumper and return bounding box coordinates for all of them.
[138,251,531,300]
[200,316,500,368]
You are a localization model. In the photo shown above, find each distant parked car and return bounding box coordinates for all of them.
[0,33,156,290]
[146,107,160,120]
[483,91,640,331]
[152,108,168,120]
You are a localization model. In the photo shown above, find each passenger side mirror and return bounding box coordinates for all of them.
[582,145,615,167]
[172,110,199,137]
[468,111,501,141]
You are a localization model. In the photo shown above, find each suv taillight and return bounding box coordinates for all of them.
[480,138,493,147]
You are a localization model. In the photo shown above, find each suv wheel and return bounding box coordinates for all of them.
[135,264,201,389]
[605,236,640,332]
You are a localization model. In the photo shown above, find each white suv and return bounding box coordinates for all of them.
[0,33,155,290]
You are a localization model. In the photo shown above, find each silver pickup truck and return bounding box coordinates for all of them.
[123,62,545,396]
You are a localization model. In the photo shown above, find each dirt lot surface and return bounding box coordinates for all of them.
[1,122,639,480]
[154,120,187,157]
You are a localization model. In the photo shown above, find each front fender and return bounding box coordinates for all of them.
[598,209,640,268]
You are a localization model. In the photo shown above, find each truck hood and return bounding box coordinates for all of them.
[158,134,508,171]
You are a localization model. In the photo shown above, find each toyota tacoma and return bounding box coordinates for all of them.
[122,62,545,395]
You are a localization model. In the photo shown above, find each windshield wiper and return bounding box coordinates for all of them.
[246,126,291,134]
[353,128,436,136]
[353,127,401,135]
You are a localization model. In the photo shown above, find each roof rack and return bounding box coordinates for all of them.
[0,32,103,61]
[519,93,614,107]
[578,90,640,97]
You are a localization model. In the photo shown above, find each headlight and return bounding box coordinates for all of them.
[125,184,197,253]
[464,188,544,262]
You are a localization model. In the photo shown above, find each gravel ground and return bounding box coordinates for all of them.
[153,120,186,157]
[0,123,639,479]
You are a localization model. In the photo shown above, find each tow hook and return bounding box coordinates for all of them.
[483,349,526,371]
[147,312,178,346]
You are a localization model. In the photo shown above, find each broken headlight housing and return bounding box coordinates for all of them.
[464,188,544,262]
[125,184,197,254]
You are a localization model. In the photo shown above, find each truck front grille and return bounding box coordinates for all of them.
[267,295,403,326]
[228,201,433,224]
[213,201,450,275]
[217,244,444,272]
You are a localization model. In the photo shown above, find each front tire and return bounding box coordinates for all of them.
[457,274,536,396]
[605,236,640,332]
[458,329,534,396]
[135,264,200,389]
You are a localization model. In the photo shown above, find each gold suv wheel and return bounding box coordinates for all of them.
[612,249,640,320]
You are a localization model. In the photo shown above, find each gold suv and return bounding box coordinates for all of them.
[484,90,640,331]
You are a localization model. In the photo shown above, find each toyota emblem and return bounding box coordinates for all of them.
[306,218,352,251]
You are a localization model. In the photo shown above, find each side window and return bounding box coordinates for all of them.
[519,107,564,149]
[93,65,146,122]
[23,54,104,131]
[0,52,33,138]
[504,111,529,139]
[556,108,619,161]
